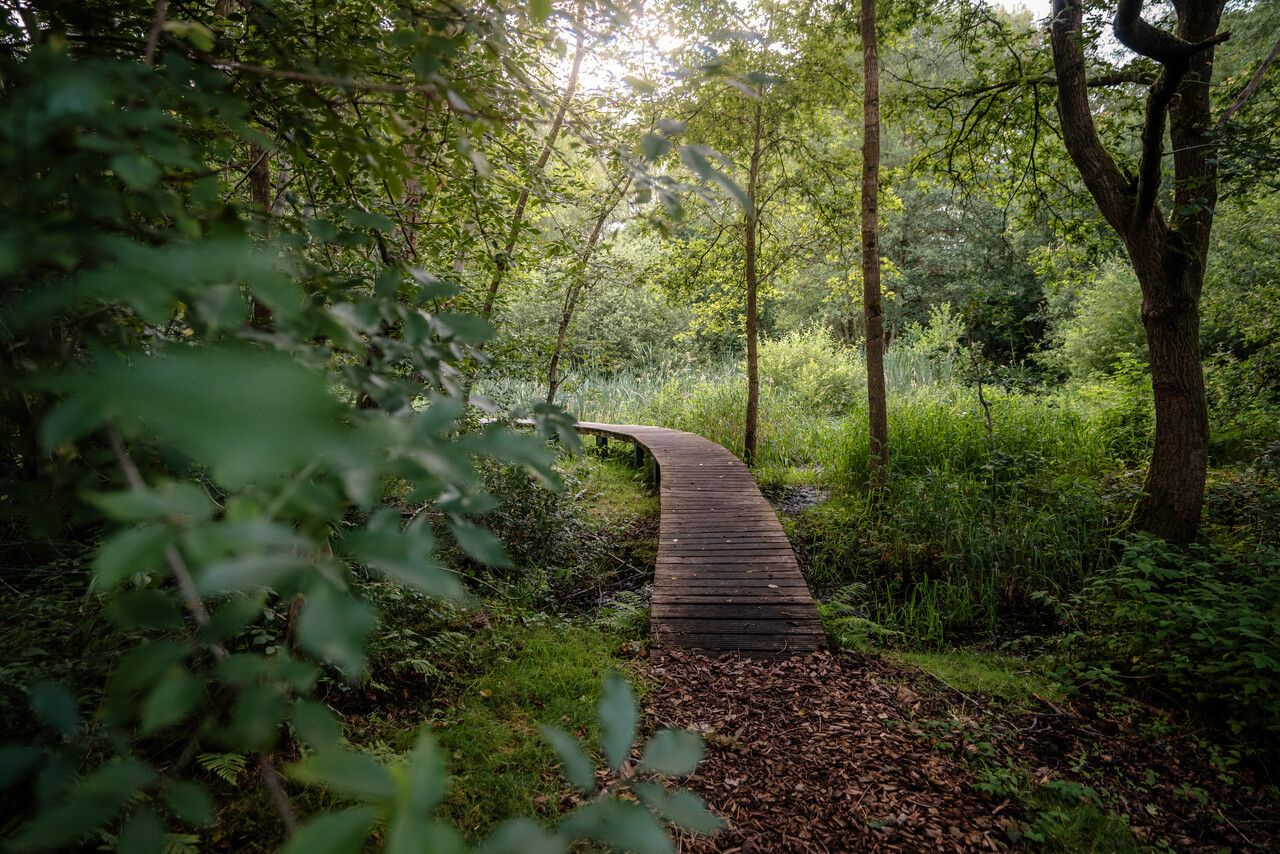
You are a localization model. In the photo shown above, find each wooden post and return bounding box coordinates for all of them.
[634,444,645,469]
[596,435,608,455]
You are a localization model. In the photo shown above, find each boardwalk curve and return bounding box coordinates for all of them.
[574,421,826,655]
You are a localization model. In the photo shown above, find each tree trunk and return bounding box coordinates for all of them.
[1127,226,1209,540]
[546,172,632,404]
[481,10,586,321]
[861,0,888,484]
[743,101,763,465]
[248,141,274,331]
[1049,0,1224,542]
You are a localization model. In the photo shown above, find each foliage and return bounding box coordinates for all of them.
[756,328,863,417]
[1060,536,1280,752]
[1046,259,1147,381]
[0,3,716,849]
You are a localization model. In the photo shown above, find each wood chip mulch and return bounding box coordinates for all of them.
[645,649,1006,852]
[642,649,1278,853]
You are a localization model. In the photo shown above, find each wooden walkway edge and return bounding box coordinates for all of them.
[573,421,826,655]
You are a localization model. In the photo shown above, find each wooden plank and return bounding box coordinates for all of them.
[652,603,822,619]
[658,619,824,635]
[651,633,825,652]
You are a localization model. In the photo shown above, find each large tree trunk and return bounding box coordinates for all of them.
[861,0,888,485]
[1126,227,1209,539]
[1050,0,1224,543]
[743,102,763,465]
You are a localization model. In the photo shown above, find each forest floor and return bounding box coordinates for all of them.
[642,649,1279,853]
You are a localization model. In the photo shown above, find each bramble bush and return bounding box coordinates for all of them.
[1059,536,1280,751]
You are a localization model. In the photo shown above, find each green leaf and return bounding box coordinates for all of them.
[140,670,202,734]
[638,728,704,776]
[404,732,448,812]
[30,681,77,737]
[407,268,461,301]
[343,209,395,232]
[632,782,723,833]
[529,0,552,24]
[540,726,597,794]
[344,514,466,600]
[290,750,396,802]
[641,132,671,162]
[292,700,342,750]
[110,154,160,189]
[597,673,638,771]
[94,525,173,588]
[386,816,465,854]
[92,482,213,523]
[111,641,190,694]
[297,585,377,677]
[161,19,215,51]
[449,520,512,568]
[9,759,155,851]
[279,807,377,854]
[561,799,672,854]
[166,780,214,826]
[83,346,343,489]
[196,554,310,594]
[437,311,494,345]
[198,594,266,644]
[0,746,45,790]
[117,810,164,854]
[623,76,656,94]
[107,589,184,630]
[476,818,566,854]
[224,684,286,752]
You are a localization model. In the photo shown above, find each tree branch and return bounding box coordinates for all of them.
[1114,0,1228,70]
[1217,33,1280,131]
[1116,0,1229,221]
[1049,0,1135,233]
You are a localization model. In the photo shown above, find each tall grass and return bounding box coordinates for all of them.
[484,328,1138,646]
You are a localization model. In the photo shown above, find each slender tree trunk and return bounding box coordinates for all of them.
[743,101,763,465]
[481,11,586,320]
[248,141,275,332]
[861,0,888,484]
[546,172,632,404]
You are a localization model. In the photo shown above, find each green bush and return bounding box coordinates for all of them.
[757,327,863,416]
[1063,536,1280,750]
[1048,258,1148,381]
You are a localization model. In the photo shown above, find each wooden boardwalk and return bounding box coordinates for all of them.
[575,422,826,655]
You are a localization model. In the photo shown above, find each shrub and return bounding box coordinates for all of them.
[757,327,863,416]
[1062,536,1280,751]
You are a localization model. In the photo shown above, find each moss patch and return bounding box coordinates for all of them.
[891,648,1065,709]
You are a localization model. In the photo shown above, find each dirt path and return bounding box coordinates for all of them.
[642,650,1277,853]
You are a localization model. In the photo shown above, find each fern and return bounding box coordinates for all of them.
[197,752,247,785]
